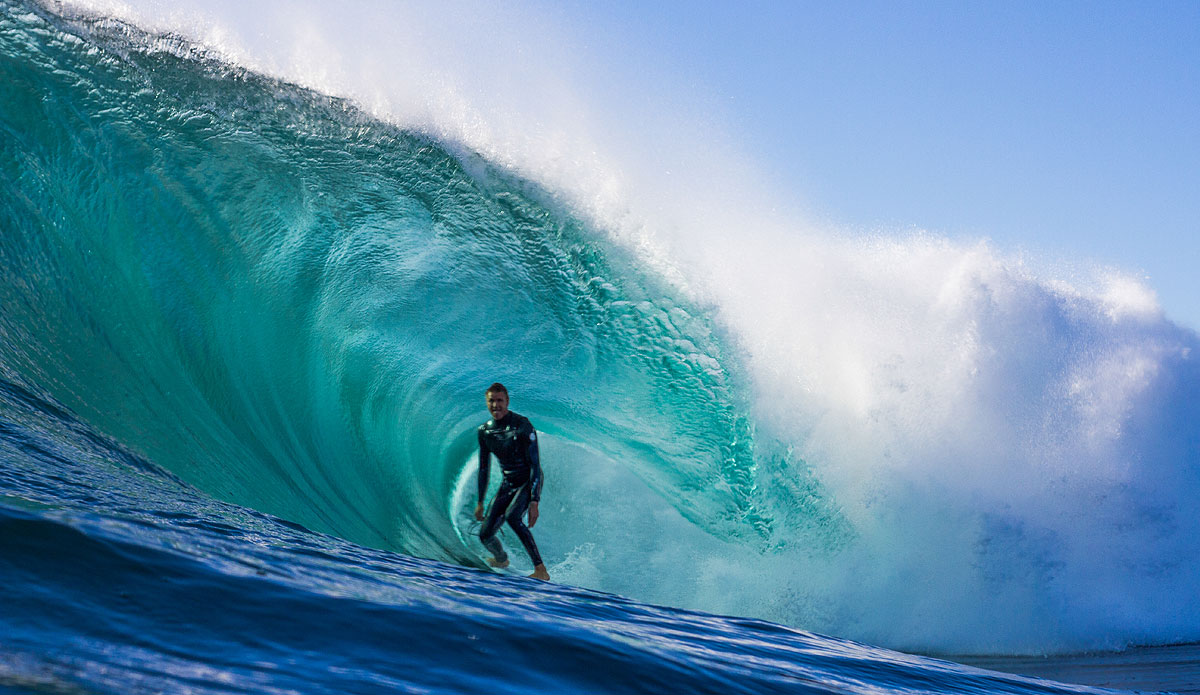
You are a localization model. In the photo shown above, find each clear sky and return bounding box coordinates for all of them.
[534,1,1200,329]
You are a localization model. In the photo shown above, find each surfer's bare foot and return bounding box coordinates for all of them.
[486,556,509,569]
[529,564,550,581]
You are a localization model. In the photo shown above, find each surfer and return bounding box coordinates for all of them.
[474,382,550,581]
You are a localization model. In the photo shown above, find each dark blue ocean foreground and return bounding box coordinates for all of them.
[0,395,1117,695]
[0,499,1117,695]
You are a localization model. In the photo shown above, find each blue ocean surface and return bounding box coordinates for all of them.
[0,381,1136,695]
[2,2,1199,693]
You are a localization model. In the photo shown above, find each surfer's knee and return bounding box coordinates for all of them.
[505,508,527,529]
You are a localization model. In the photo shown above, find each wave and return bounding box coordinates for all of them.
[3,0,1199,656]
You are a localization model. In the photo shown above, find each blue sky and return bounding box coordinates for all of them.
[537,1,1199,329]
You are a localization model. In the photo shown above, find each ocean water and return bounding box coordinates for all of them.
[2,1,1199,693]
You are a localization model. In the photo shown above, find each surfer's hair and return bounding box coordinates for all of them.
[485,382,508,397]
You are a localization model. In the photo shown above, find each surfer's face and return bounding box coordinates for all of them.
[486,391,509,421]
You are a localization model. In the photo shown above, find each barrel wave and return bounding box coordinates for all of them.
[3,0,1200,677]
[0,2,810,556]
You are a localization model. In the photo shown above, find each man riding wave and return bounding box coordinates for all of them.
[474,382,550,581]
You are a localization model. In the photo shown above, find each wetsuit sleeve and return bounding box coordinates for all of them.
[477,428,489,505]
[527,424,543,502]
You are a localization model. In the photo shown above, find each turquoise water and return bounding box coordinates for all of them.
[1,1,835,555]
[2,3,1200,691]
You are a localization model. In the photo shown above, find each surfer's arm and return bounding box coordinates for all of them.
[476,428,490,506]
[526,425,543,503]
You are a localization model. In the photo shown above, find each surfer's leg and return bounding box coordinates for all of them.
[480,482,517,567]
[504,484,544,570]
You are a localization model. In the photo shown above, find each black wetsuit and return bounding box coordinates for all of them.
[477,411,544,566]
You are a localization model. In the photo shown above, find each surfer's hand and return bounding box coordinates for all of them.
[474,502,484,521]
[528,501,539,528]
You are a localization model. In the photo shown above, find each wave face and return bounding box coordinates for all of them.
[1,0,813,557]
[2,0,1200,668]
